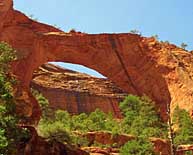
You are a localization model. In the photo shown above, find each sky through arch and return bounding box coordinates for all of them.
[49,62,106,78]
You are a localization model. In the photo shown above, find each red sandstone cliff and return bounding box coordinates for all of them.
[0,0,193,123]
[31,63,125,117]
[1,1,193,155]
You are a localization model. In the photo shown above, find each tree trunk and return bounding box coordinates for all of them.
[167,103,176,155]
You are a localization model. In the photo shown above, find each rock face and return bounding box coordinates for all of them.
[17,127,191,155]
[84,132,171,155]
[177,145,193,155]
[84,132,135,147]
[1,0,193,122]
[17,126,89,155]
[31,63,125,117]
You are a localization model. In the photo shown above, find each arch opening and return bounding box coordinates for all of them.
[30,62,126,118]
[49,62,107,79]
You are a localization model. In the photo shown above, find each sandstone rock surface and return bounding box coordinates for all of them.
[17,128,191,155]
[83,132,171,155]
[1,0,193,122]
[31,63,125,117]
[17,126,89,155]
[177,145,193,155]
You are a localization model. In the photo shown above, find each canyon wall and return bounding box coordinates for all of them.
[31,64,125,117]
[0,0,193,123]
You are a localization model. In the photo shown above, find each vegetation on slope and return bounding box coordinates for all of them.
[34,90,193,154]
[173,106,193,146]
[0,42,29,155]
[34,91,167,154]
[119,95,167,155]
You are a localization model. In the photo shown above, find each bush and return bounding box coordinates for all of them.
[120,137,156,155]
[38,108,121,147]
[31,89,52,119]
[180,43,188,50]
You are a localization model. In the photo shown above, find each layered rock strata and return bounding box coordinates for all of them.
[31,63,126,117]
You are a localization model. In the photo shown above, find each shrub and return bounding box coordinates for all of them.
[130,29,141,35]
[38,108,121,147]
[120,137,156,155]
[180,43,188,50]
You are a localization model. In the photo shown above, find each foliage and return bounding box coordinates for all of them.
[120,137,156,155]
[185,150,193,155]
[152,34,159,40]
[39,108,121,133]
[36,92,193,153]
[38,94,168,150]
[53,24,61,30]
[31,89,49,108]
[173,106,193,145]
[0,42,29,155]
[0,42,17,73]
[0,128,8,151]
[69,28,76,33]
[38,108,121,147]
[119,95,167,155]
[119,95,167,138]
[31,89,52,119]
[28,14,38,21]
[130,29,141,35]
[180,42,188,50]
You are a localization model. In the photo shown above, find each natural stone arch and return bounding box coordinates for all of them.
[0,0,171,123]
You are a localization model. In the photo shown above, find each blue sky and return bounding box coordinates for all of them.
[14,0,193,77]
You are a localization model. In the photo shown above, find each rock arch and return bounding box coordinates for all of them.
[0,0,171,123]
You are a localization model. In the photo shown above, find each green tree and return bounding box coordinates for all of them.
[173,106,193,146]
[38,108,121,147]
[119,95,167,155]
[31,89,53,119]
[28,14,38,21]
[0,42,29,155]
[0,107,8,151]
[130,29,141,35]
[120,137,156,155]
[152,34,159,40]
[180,43,188,50]
[119,95,167,138]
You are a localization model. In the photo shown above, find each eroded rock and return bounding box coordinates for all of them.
[31,63,125,117]
[1,0,193,124]
[17,126,89,155]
